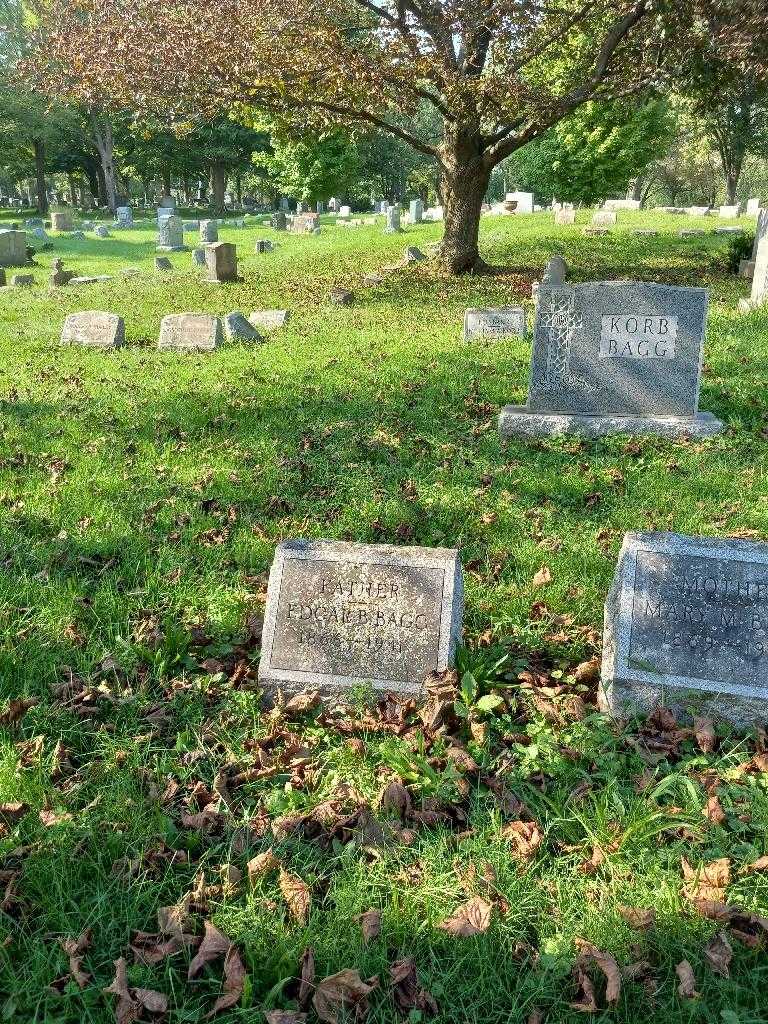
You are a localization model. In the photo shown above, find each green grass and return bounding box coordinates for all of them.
[1,206,768,1023]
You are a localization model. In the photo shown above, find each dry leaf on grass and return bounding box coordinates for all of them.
[103,957,168,1023]
[60,930,92,989]
[526,1010,545,1024]
[682,857,730,902]
[380,781,411,819]
[675,960,699,998]
[570,964,598,1013]
[264,1013,308,1024]
[618,906,655,930]
[313,969,378,1024]
[502,820,544,860]
[279,868,311,925]
[298,946,315,1010]
[703,931,732,978]
[205,945,246,1018]
[0,802,28,824]
[703,794,726,825]
[693,717,716,753]
[248,848,280,884]
[357,910,381,943]
[188,921,232,979]
[436,896,492,937]
[739,855,768,874]
[575,939,621,1005]
[0,698,37,727]
[532,566,552,588]
[389,958,438,1017]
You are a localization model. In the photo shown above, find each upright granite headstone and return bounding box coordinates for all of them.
[601,531,768,728]
[385,206,401,233]
[258,539,464,696]
[61,311,124,349]
[409,199,423,224]
[463,307,526,341]
[0,230,28,267]
[157,215,186,251]
[115,206,133,228]
[204,241,238,283]
[499,281,723,438]
[739,233,768,312]
[51,211,74,232]
[200,219,218,244]
[555,208,576,226]
[338,205,352,218]
[746,198,762,216]
[271,211,287,231]
[719,204,741,218]
[158,314,222,352]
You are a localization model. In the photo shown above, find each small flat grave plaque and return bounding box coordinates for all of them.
[61,311,124,349]
[248,309,289,331]
[601,532,768,728]
[464,306,526,341]
[158,313,222,352]
[259,539,463,696]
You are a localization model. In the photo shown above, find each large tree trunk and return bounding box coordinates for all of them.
[162,167,172,197]
[438,165,490,272]
[210,163,227,216]
[33,139,48,214]
[90,111,117,211]
[725,165,741,204]
[94,161,107,205]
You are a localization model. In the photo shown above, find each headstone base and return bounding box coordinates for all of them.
[498,406,724,439]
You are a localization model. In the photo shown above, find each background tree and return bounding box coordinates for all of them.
[252,125,358,205]
[504,98,672,206]
[23,0,768,273]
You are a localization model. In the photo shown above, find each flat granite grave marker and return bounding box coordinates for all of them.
[258,539,463,696]
[249,309,290,331]
[61,311,125,349]
[600,531,768,728]
[224,311,262,342]
[463,306,526,341]
[158,313,222,352]
[499,281,723,438]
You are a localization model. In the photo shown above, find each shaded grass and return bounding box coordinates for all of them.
[0,207,767,1022]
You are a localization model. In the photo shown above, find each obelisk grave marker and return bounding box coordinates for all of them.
[499,281,723,438]
[600,532,768,728]
[259,540,463,696]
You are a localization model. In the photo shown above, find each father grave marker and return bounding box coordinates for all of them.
[61,311,125,349]
[258,539,464,696]
[158,313,222,352]
[463,306,526,341]
[600,531,768,728]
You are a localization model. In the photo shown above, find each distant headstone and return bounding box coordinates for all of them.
[0,230,29,267]
[50,211,74,232]
[157,216,185,251]
[719,204,741,218]
[601,531,768,728]
[746,198,763,217]
[506,191,534,214]
[384,206,401,233]
[249,309,290,331]
[50,258,75,286]
[715,226,744,235]
[115,206,133,228]
[404,246,426,262]
[0,269,5,286]
[204,241,238,283]
[292,213,320,234]
[155,256,173,271]
[338,205,352,218]
[542,256,568,287]
[316,201,324,214]
[192,247,206,266]
[591,210,617,227]
[71,231,86,240]
[158,313,222,352]
[200,220,218,243]
[279,197,290,212]
[464,307,526,341]
[158,195,175,209]
[61,311,124,349]
[686,206,711,216]
[409,199,423,224]
[255,239,273,253]
[10,273,33,287]
[271,211,287,231]
[258,539,464,696]
[330,288,354,306]
[679,229,706,238]
[634,229,659,236]
[328,198,339,213]
[499,281,723,438]
[224,311,263,342]
[603,199,641,211]
[555,208,576,226]
[182,220,200,231]
[31,226,51,241]
[739,233,768,312]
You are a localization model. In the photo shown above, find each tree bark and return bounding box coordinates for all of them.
[437,130,491,273]
[210,163,227,216]
[90,111,117,211]
[33,139,48,214]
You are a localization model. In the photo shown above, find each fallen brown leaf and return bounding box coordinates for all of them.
[188,921,232,979]
[502,820,544,860]
[618,906,655,930]
[279,868,311,925]
[0,802,28,824]
[357,909,381,944]
[389,958,438,1017]
[298,946,315,1010]
[675,960,699,998]
[703,931,732,978]
[248,848,280,883]
[205,945,246,1017]
[103,957,166,1023]
[0,698,37,727]
[682,857,730,902]
[436,896,492,937]
[313,969,378,1024]
[570,964,598,1013]
[380,781,412,818]
[532,566,552,588]
[60,930,92,990]
[264,1014,307,1024]
[575,939,620,1005]
[693,717,716,754]
[739,855,768,874]
[703,793,726,825]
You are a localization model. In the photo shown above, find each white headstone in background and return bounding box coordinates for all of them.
[506,191,534,214]
[746,198,763,216]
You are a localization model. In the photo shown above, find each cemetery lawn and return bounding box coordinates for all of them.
[2,208,768,1024]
